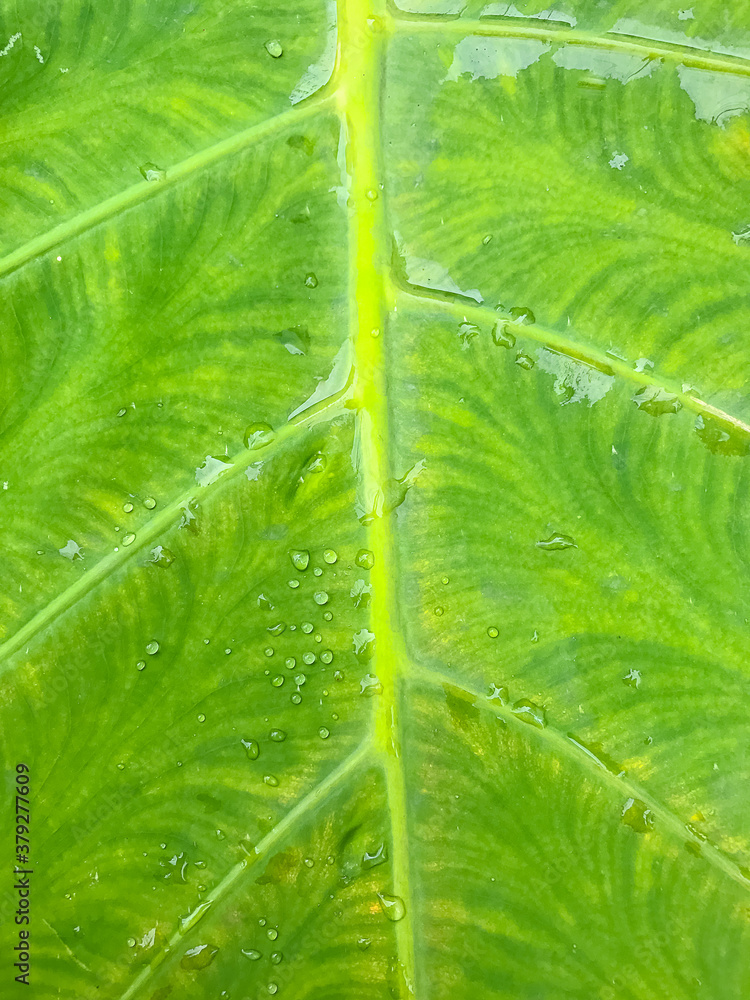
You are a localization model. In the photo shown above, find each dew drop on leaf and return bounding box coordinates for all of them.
[355,548,374,569]
[266,928,278,941]
[285,657,296,669]
[180,943,219,970]
[362,844,388,869]
[621,797,654,833]
[264,39,283,58]
[511,699,546,728]
[145,641,159,655]
[536,534,577,551]
[492,322,516,349]
[270,952,283,965]
[377,892,406,922]
[143,497,156,509]
[271,675,285,688]
[515,352,535,370]
[269,729,286,742]
[241,739,259,760]
[304,272,318,288]
[323,548,337,564]
[360,673,382,696]
[632,385,681,416]
[244,422,276,450]
[313,591,329,605]
[487,626,499,638]
[318,726,330,739]
[242,949,262,961]
[320,649,333,664]
[263,775,279,787]
[122,532,136,546]
[136,660,146,671]
[123,502,134,513]
[353,628,376,662]
[139,162,165,182]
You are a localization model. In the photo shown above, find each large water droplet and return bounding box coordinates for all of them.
[360,673,382,696]
[621,797,654,833]
[264,39,283,58]
[291,550,310,571]
[362,844,388,869]
[353,629,375,663]
[180,943,218,970]
[633,385,681,416]
[313,591,329,606]
[244,423,276,450]
[242,948,262,961]
[376,892,406,922]
[511,699,546,728]
[355,549,374,570]
[145,641,159,655]
[323,548,337,564]
[536,534,576,551]
[140,163,166,182]
[263,774,279,787]
[242,739,260,760]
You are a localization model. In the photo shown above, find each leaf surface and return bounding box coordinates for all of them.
[2,0,750,997]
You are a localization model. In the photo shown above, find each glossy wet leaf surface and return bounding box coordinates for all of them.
[2,0,750,997]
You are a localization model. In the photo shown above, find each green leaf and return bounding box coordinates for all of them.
[2,0,750,997]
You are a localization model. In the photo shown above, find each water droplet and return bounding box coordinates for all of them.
[291,693,302,705]
[180,943,219,970]
[122,532,136,546]
[355,550,374,573]
[536,534,577,551]
[264,39,283,58]
[333,669,344,681]
[291,550,310,571]
[143,497,156,509]
[267,985,278,996]
[288,579,300,589]
[263,774,279,787]
[301,621,314,634]
[621,797,654,833]
[487,626,499,638]
[695,413,750,456]
[313,591,329,606]
[323,611,333,621]
[323,548,337,564]
[434,606,444,616]
[294,673,307,687]
[318,726,330,739]
[123,502,134,513]
[244,422,276,450]
[197,714,206,723]
[271,675,285,688]
[376,892,406,922]
[146,641,159,655]
[353,629,375,662]
[259,918,266,927]
[482,234,492,245]
[304,857,315,868]
[269,729,287,742]
[492,322,516,349]
[357,937,371,951]
[511,699,546,728]
[136,660,146,671]
[266,928,278,941]
[139,162,166,182]
[242,949,262,961]
[150,545,174,567]
[622,668,641,689]
[285,657,296,669]
[362,844,388,869]
[116,407,127,417]
[633,386,681,416]
[366,188,379,201]
[271,952,283,965]
[127,937,136,948]
[320,649,333,664]
[242,739,260,760]
[458,321,480,348]
[304,273,318,288]
[306,452,326,474]
[225,648,232,654]
[515,352,535,370]
[360,673,382,696]
[265,647,275,658]
[268,622,286,636]
[302,652,316,665]
[487,683,508,703]
[509,305,535,325]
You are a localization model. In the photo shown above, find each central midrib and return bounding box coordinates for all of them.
[337,0,419,993]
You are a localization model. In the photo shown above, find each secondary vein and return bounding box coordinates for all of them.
[117,739,373,1000]
[412,659,750,894]
[389,10,750,78]
[0,386,351,672]
[0,90,334,282]
[393,281,750,435]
